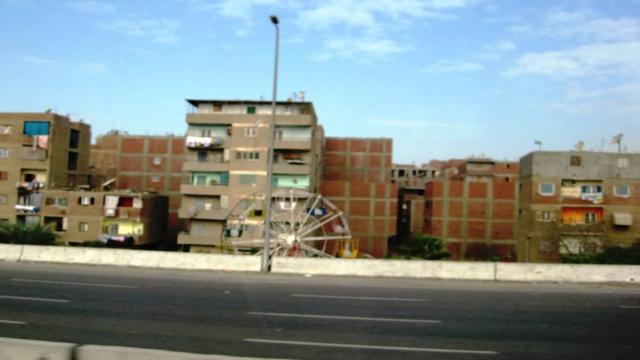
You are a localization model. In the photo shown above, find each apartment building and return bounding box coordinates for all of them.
[0,112,91,223]
[90,132,185,245]
[321,137,396,257]
[177,99,322,252]
[517,151,640,262]
[423,158,519,260]
[37,190,167,245]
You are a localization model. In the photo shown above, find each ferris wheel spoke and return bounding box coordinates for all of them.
[299,234,352,242]
[299,243,333,258]
[297,194,321,231]
[298,211,342,238]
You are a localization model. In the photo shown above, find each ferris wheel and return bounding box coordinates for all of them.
[221,188,352,257]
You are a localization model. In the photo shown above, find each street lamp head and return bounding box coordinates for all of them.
[270,15,279,25]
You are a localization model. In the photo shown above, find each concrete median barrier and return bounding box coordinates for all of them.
[271,257,496,280]
[76,345,282,360]
[0,337,75,360]
[0,244,23,262]
[496,263,640,283]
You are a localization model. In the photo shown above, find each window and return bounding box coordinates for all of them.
[67,152,78,171]
[0,195,7,204]
[0,148,11,158]
[44,216,66,232]
[151,175,161,183]
[79,222,89,232]
[201,128,212,137]
[213,104,222,112]
[538,183,555,196]
[194,175,207,186]
[240,174,257,185]
[618,158,629,168]
[247,106,256,114]
[585,213,597,224]
[0,171,9,181]
[78,196,95,205]
[45,197,68,206]
[192,172,229,186]
[23,121,50,135]
[197,151,208,162]
[541,211,552,222]
[108,223,119,235]
[581,185,602,194]
[0,125,13,134]
[614,184,630,198]
[236,151,260,160]
[69,129,80,149]
[244,127,257,137]
[570,156,581,166]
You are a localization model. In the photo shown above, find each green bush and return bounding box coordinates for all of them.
[562,241,640,265]
[0,222,58,245]
[389,234,451,260]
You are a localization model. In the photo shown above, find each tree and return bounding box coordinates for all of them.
[0,222,58,245]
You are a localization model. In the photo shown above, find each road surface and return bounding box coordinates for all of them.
[0,261,639,359]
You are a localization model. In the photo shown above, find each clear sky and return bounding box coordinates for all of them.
[1,0,639,163]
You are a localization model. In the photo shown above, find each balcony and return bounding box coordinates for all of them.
[274,138,312,150]
[273,162,311,174]
[183,160,230,172]
[180,184,229,196]
[20,146,47,161]
[185,136,227,150]
[177,232,223,246]
[178,207,228,220]
[187,113,312,126]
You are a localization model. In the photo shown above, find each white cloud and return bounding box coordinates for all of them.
[506,41,640,78]
[20,55,55,66]
[324,36,406,58]
[69,1,115,14]
[542,9,640,42]
[100,16,181,44]
[422,60,483,73]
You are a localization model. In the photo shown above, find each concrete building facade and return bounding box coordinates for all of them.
[178,99,322,252]
[0,112,91,223]
[517,151,640,262]
[423,158,519,260]
[90,132,185,245]
[321,137,396,257]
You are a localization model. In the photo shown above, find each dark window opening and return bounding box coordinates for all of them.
[197,151,208,162]
[68,152,78,171]
[69,129,80,149]
[247,106,256,114]
[44,216,65,232]
[570,156,581,166]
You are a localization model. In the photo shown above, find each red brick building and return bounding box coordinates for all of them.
[321,137,396,257]
[423,158,519,260]
[90,132,186,246]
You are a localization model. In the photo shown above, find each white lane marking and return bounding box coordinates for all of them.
[248,312,440,324]
[11,278,137,289]
[619,305,640,309]
[245,338,498,355]
[0,295,69,303]
[0,319,26,325]
[292,294,424,302]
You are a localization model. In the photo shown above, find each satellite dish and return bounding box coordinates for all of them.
[575,141,584,151]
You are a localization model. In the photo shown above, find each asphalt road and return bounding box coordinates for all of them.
[0,262,639,359]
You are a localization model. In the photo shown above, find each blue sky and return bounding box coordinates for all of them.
[1,0,639,163]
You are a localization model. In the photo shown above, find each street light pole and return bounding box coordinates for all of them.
[261,15,279,273]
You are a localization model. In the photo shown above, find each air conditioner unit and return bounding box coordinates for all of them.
[81,197,91,205]
[104,208,116,217]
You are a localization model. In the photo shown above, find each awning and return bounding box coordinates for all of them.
[612,212,633,226]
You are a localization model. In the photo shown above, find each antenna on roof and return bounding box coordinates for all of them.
[534,140,542,150]
[299,91,305,102]
[44,108,52,114]
[610,133,623,153]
